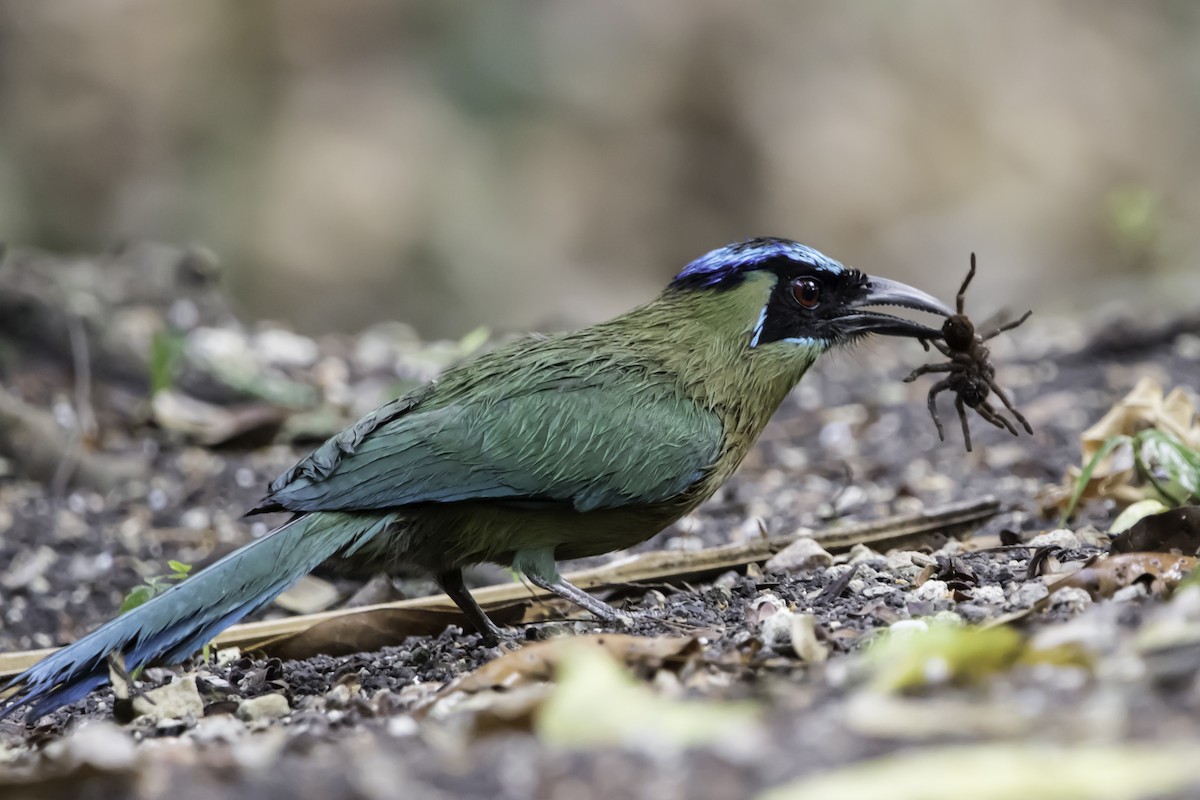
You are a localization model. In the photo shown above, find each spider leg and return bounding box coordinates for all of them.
[903,362,955,383]
[930,339,953,357]
[954,394,973,452]
[926,379,952,441]
[986,378,1034,434]
[979,309,1033,342]
[975,400,1019,436]
[956,254,976,315]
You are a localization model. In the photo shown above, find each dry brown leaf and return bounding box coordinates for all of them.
[1081,377,1200,455]
[255,605,519,660]
[1048,378,1200,511]
[1052,552,1197,600]
[438,633,699,697]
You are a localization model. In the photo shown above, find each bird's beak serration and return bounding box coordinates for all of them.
[840,275,953,340]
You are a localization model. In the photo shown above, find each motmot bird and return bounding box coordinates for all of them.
[0,237,952,720]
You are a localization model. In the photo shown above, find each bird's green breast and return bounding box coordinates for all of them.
[347,271,824,571]
[310,270,825,575]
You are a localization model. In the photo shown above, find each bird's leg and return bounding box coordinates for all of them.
[954,395,973,452]
[986,379,1034,434]
[903,362,954,383]
[979,310,1033,342]
[436,569,506,646]
[926,379,952,441]
[974,401,1019,435]
[525,572,624,623]
[514,547,626,626]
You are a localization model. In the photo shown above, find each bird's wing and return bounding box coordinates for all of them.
[252,380,723,514]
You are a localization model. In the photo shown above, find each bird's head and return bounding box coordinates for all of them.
[670,237,952,350]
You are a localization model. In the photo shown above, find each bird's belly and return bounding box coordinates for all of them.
[350,500,691,574]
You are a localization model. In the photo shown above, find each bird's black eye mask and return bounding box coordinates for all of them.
[751,259,950,348]
[751,261,868,347]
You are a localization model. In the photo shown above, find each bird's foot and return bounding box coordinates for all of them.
[526,574,629,629]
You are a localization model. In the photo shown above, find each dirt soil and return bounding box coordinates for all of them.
[2,245,1200,799]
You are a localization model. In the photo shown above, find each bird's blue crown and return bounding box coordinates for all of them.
[671,238,845,290]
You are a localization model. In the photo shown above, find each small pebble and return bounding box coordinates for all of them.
[237,693,291,722]
[1011,582,1050,607]
[913,579,951,602]
[1112,583,1149,603]
[1047,587,1093,613]
[764,537,833,573]
[970,585,1006,606]
[1028,529,1082,550]
[760,610,797,652]
[133,676,204,721]
[48,722,136,770]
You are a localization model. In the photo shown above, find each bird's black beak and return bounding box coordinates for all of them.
[837,276,954,340]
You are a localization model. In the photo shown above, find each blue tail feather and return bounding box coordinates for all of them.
[0,511,393,721]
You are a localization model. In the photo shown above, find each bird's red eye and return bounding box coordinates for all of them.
[792,278,821,308]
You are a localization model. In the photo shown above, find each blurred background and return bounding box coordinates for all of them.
[0,0,1197,339]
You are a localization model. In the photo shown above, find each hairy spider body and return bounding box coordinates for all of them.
[905,255,1033,452]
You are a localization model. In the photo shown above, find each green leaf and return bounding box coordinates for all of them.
[1136,429,1200,506]
[536,644,758,748]
[1110,499,1171,535]
[868,621,1025,692]
[119,585,155,614]
[759,743,1200,800]
[149,330,187,395]
[1060,434,1131,525]
[167,560,193,577]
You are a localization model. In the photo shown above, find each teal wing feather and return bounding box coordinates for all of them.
[254,379,723,514]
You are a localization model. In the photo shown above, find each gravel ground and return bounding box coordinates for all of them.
[2,250,1200,799]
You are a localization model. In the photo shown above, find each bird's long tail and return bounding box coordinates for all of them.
[0,511,394,721]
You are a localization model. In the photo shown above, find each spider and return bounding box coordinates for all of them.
[904,254,1033,452]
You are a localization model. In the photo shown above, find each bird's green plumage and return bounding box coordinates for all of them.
[262,271,822,582]
[2,237,955,721]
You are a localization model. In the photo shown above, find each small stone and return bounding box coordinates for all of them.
[214,647,242,667]
[132,675,204,721]
[236,693,291,722]
[274,575,341,614]
[325,683,353,709]
[760,609,797,651]
[253,328,320,368]
[1028,529,1083,550]
[885,551,924,581]
[192,714,247,743]
[1112,583,1149,603]
[1011,582,1050,607]
[1048,587,1093,613]
[862,584,898,599]
[847,543,882,565]
[713,571,740,590]
[970,585,1006,606]
[765,537,833,573]
[2,546,58,591]
[913,579,951,602]
[956,604,991,623]
[50,722,137,770]
[929,610,963,626]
